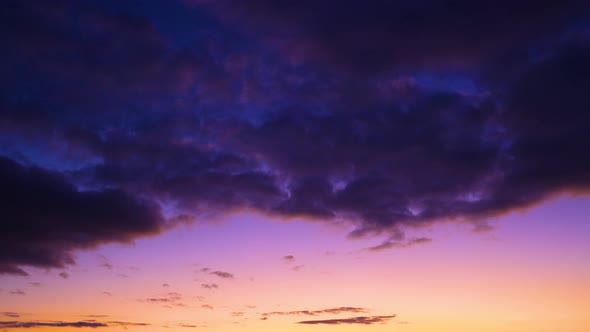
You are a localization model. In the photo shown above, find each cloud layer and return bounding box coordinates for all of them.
[1,1,590,274]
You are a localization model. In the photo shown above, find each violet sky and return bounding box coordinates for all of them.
[1,1,589,331]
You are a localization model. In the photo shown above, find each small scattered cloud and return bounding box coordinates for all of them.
[59,272,70,279]
[162,283,170,288]
[201,304,214,310]
[107,321,150,328]
[201,283,219,289]
[10,289,26,296]
[102,291,112,296]
[297,314,396,325]
[291,265,304,271]
[98,255,113,270]
[209,271,234,279]
[178,323,198,328]
[2,312,19,318]
[141,292,185,307]
[231,312,244,317]
[367,237,432,252]
[282,255,295,263]
[29,282,41,287]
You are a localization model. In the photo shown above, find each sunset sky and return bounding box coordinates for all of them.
[1,1,590,331]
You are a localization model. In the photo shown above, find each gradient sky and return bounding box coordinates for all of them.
[1,1,590,331]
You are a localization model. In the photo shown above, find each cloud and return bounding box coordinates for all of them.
[58,272,69,279]
[98,256,113,270]
[2,312,19,318]
[197,1,590,74]
[263,307,368,317]
[297,314,396,325]
[1,0,590,276]
[209,271,234,279]
[201,304,214,310]
[0,157,166,275]
[107,321,150,328]
[178,323,198,328]
[141,292,185,307]
[201,283,219,289]
[9,289,26,296]
[0,321,106,329]
[0,320,149,329]
[367,237,433,252]
[282,255,295,263]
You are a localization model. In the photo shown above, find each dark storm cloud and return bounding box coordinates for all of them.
[1,0,590,276]
[196,0,590,73]
[297,314,396,325]
[0,157,165,275]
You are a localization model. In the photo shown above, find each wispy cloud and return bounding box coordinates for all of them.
[297,314,396,325]
[209,271,234,279]
[367,237,432,251]
[0,320,150,329]
[201,283,219,289]
[282,255,295,263]
[263,307,368,317]
[140,292,185,307]
[1,312,19,318]
[9,289,25,296]
[0,321,107,329]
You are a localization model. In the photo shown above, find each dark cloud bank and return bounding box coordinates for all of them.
[1,0,590,275]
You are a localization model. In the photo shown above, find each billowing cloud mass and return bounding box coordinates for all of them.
[0,157,166,276]
[1,1,589,274]
[297,315,396,325]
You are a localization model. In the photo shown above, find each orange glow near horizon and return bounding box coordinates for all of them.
[2,197,589,332]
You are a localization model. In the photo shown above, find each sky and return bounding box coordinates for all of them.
[1,1,589,331]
